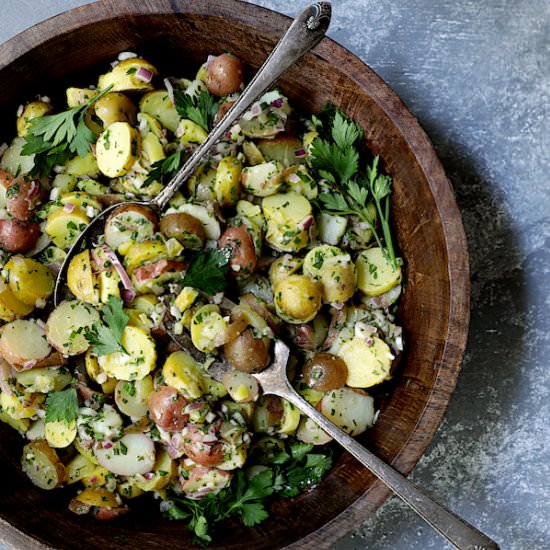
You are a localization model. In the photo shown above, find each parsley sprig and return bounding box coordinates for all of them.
[84,296,129,356]
[311,108,398,268]
[182,249,229,295]
[144,149,183,185]
[165,443,332,545]
[22,85,113,176]
[45,387,79,424]
[174,90,218,133]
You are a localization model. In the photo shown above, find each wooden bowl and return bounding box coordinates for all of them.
[0,1,469,548]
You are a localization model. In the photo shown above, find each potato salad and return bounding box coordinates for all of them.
[0,51,403,542]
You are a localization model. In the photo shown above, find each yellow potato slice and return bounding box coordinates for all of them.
[141,132,166,165]
[135,447,175,492]
[59,191,102,212]
[75,487,121,509]
[45,419,77,448]
[163,350,204,399]
[98,58,158,93]
[17,100,53,136]
[46,300,100,355]
[190,304,228,353]
[337,336,393,388]
[5,256,54,307]
[65,453,97,484]
[262,191,312,252]
[67,250,99,303]
[64,152,99,177]
[139,89,180,132]
[0,281,34,321]
[242,160,283,197]
[45,207,90,250]
[137,112,164,137]
[66,87,98,108]
[215,156,242,205]
[96,121,139,178]
[21,440,65,490]
[177,118,207,145]
[356,247,402,296]
[99,326,156,381]
[0,319,51,367]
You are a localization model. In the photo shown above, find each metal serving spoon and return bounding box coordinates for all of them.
[53,2,332,305]
[254,340,499,550]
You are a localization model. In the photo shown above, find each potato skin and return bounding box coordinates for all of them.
[224,328,270,373]
[94,92,137,127]
[218,225,256,279]
[0,219,40,253]
[148,386,189,431]
[159,212,206,249]
[206,54,244,97]
[181,423,225,467]
[302,352,348,391]
[6,177,43,220]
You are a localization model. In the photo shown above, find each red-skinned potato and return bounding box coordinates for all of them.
[218,225,256,279]
[147,386,189,431]
[181,423,225,467]
[0,219,40,253]
[159,212,206,249]
[302,352,348,391]
[224,328,270,373]
[6,177,43,220]
[205,53,244,97]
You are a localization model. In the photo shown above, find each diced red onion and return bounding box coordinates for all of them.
[331,302,345,310]
[186,402,204,411]
[287,172,301,184]
[271,98,284,108]
[298,216,314,230]
[22,360,37,370]
[135,67,153,83]
[143,472,155,480]
[27,180,40,200]
[294,148,307,158]
[103,442,113,450]
[63,202,75,212]
[100,244,136,302]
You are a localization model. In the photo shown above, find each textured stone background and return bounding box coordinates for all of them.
[1,1,548,549]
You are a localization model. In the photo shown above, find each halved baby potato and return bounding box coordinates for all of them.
[45,207,90,250]
[4,256,54,306]
[104,204,158,253]
[94,92,137,127]
[0,319,51,367]
[21,440,65,490]
[98,58,158,93]
[98,326,156,381]
[67,249,99,303]
[46,300,100,355]
[139,89,180,132]
[356,247,402,296]
[96,122,139,178]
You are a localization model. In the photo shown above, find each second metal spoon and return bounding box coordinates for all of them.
[254,340,499,550]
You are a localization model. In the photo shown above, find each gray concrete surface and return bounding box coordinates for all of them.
[1,0,548,548]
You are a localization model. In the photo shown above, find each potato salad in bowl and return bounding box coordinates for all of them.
[0,50,403,543]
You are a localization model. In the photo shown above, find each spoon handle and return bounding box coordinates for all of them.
[268,377,498,550]
[151,2,331,211]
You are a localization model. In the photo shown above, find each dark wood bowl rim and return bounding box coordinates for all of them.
[0,1,470,548]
